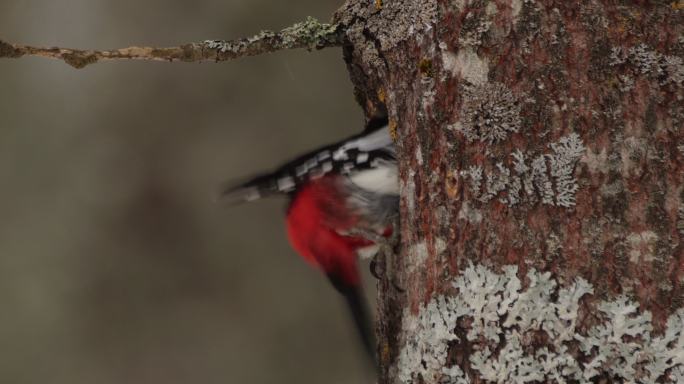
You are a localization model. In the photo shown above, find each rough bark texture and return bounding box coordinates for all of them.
[335,1,684,383]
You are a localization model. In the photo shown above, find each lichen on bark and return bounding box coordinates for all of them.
[335,0,684,383]
[398,263,684,384]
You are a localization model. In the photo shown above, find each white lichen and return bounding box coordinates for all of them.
[506,175,522,206]
[397,295,470,384]
[468,269,591,383]
[397,263,684,384]
[575,301,684,383]
[441,364,470,384]
[453,264,521,342]
[531,151,556,205]
[629,44,661,75]
[457,82,521,144]
[576,296,653,381]
[480,163,510,204]
[609,46,628,66]
[511,149,528,174]
[459,134,584,207]
[459,166,483,199]
[513,149,536,197]
[674,367,684,383]
[610,43,684,86]
[547,133,585,207]
[471,334,544,383]
[645,309,684,381]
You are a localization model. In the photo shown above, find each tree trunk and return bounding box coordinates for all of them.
[335,1,684,383]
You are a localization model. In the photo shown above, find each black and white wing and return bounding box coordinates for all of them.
[219,123,396,204]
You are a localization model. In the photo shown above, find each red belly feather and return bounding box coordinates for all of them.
[285,177,373,286]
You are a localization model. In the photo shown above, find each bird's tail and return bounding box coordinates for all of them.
[326,274,377,370]
[342,285,377,368]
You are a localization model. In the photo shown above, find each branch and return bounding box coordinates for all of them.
[0,17,344,69]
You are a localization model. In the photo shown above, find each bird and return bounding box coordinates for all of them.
[220,117,398,364]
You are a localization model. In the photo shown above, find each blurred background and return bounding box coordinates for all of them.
[0,1,375,383]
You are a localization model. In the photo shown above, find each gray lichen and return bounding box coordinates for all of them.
[576,299,684,383]
[397,263,684,384]
[663,55,684,85]
[366,0,438,51]
[645,309,684,381]
[397,295,469,384]
[459,134,585,207]
[480,163,511,203]
[458,11,492,47]
[513,149,537,197]
[547,133,586,207]
[531,154,555,205]
[280,17,341,49]
[456,83,522,144]
[335,0,437,69]
[577,297,653,381]
[610,44,684,86]
[459,166,483,199]
[507,174,523,206]
[204,17,341,54]
[630,44,665,75]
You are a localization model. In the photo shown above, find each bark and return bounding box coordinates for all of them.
[334,1,684,383]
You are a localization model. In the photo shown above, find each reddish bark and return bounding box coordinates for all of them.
[335,1,683,383]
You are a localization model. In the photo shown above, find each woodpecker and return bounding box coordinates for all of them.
[221,117,398,363]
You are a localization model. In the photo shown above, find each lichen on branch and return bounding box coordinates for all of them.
[0,17,343,69]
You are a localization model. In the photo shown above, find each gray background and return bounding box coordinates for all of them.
[0,1,375,383]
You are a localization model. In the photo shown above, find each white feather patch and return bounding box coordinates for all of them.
[349,166,399,195]
[333,126,393,161]
[277,177,295,191]
[346,126,393,152]
[321,161,333,173]
[356,244,380,260]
